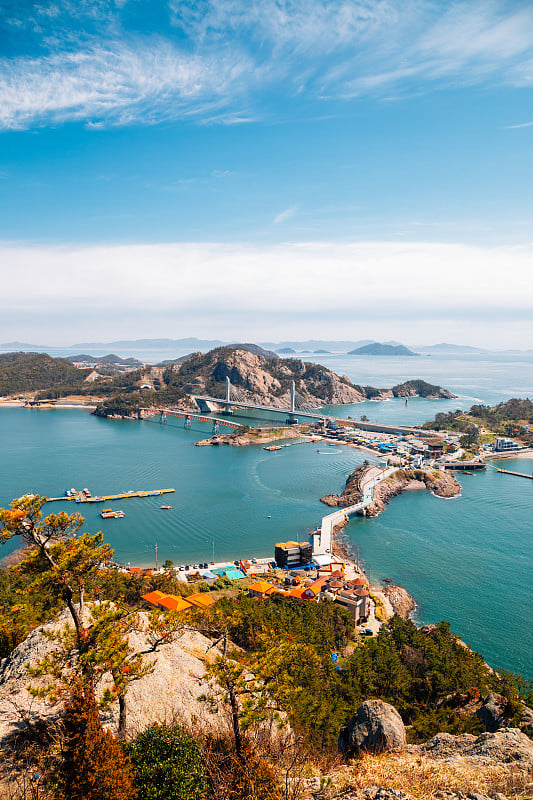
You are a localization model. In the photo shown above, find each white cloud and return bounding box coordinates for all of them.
[1,240,531,323]
[2,0,533,129]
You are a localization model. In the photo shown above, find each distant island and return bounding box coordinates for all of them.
[349,343,419,356]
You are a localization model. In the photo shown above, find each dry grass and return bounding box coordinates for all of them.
[334,752,533,799]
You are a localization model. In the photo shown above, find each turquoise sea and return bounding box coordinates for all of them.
[0,350,531,678]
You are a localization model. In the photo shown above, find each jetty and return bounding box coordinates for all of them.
[311,466,399,561]
[46,488,175,503]
[496,468,533,480]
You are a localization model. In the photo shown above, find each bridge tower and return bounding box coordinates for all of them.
[184,415,191,430]
[223,376,233,415]
[286,381,298,425]
[159,411,167,424]
[212,420,219,435]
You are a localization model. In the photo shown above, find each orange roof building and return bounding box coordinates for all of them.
[286,586,307,599]
[248,580,277,599]
[186,593,217,610]
[157,595,193,612]
[141,590,167,606]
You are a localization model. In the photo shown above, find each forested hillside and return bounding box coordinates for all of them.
[0,352,91,395]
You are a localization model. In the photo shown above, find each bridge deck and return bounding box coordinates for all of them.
[192,395,438,436]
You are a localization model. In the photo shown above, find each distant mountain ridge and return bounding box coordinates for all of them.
[2,338,527,357]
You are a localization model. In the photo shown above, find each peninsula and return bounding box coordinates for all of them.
[320,463,461,514]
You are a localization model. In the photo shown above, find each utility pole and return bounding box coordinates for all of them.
[155,543,158,571]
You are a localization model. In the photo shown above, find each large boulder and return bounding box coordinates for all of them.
[339,700,406,757]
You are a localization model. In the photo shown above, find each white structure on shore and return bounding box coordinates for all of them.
[310,466,398,563]
[494,437,519,452]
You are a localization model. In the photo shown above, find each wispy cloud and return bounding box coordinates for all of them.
[506,120,533,129]
[0,38,255,129]
[273,205,299,225]
[1,0,533,129]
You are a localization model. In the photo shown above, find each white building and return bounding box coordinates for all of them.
[494,437,519,451]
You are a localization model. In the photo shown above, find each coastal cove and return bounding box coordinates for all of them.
[0,405,532,680]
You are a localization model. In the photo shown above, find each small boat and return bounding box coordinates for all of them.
[160,504,172,510]
[100,509,125,519]
[264,445,283,451]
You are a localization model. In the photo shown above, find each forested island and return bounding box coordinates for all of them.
[0,347,456,417]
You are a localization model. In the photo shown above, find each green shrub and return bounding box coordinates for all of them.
[124,724,208,800]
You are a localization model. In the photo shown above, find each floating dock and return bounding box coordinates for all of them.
[46,488,175,503]
[496,469,533,480]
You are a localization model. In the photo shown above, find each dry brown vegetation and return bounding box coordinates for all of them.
[333,751,533,799]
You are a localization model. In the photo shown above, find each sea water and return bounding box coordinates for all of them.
[0,349,532,677]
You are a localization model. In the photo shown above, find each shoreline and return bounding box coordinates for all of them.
[0,400,96,410]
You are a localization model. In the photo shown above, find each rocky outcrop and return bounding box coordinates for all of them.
[194,426,303,447]
[339,700,406,757]
[415,728,533,766]
[321,464,378,507]
[321,467,460,514]
[476,694,511,732]
[189,348,370,408]
[0,608,224,748]
[381,586,415,620]
[365,469,460,517]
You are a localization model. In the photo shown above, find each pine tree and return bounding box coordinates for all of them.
[50,683,137,800]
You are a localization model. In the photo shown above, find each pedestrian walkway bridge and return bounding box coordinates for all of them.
[311,466,399,559]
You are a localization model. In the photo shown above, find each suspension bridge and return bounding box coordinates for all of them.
[192,378,324,423]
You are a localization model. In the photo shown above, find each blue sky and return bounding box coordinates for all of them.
[1,0,532,347]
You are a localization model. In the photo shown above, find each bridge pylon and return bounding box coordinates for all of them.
[184,415,191,430]
[287,381,298,424]
[223,376,233,415]
[159,411,167,424]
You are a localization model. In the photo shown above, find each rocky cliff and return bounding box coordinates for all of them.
[0,607,225,750]
[181,347,370,408]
